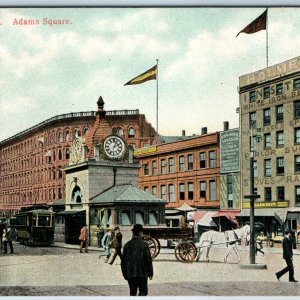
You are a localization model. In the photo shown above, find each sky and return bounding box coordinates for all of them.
[0,7,300,142]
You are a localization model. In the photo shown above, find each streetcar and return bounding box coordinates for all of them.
[15,208,55,246]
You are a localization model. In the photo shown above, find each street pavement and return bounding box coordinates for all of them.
[0,242,299,296]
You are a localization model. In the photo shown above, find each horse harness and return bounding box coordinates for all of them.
[225,229,241,247]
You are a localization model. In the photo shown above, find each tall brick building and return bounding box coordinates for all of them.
[0,97,157,217]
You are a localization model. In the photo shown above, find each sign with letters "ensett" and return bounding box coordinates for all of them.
[134,145,157,157]
[243,201,289,209]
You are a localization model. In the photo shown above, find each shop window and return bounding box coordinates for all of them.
[179,156,185,172]
[264,133,271,149]
[265,187,272,202]
[121,211,131,226]
[199,152,206,168]
[276,105,283,122]
[263,108,271,126]
[277,186,285,201]
[276,157,284,175]
[135,211,144,225]
[169,184,175,202]
[209,180,216,201]
[188,154,194,170]
[188,182,194,200]
[152,160,157,175]
[179,183,185,200]
[168,157,174,173]
[249,91,256,102]
[276,83,283,95]
[149,211,158,225]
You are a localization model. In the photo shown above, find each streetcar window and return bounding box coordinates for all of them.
[37,215,51,227]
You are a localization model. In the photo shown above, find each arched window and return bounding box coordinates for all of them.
[65,130,70,142]
[72,186,83,204]
[118,127,124,137]
[83,128,89,136]
[128,127,135,138]
[58,149,62,160]
[57,131,63,143]
[66,148,70,159]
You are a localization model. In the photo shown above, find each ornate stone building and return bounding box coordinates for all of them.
[0,96,157,217]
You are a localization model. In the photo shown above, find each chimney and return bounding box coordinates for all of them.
[201,127,207,135]
[182,130,186,137]
[223,121,229,131]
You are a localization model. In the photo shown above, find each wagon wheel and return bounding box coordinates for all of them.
[153,238,161,258]
[142,235,159,259]
[175,242,197,263]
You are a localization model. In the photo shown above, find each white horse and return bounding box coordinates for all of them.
[195,225,250,263]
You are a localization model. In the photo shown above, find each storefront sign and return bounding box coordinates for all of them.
[243,201,289,209]
[134,145,157,156]
[220,129,240,173]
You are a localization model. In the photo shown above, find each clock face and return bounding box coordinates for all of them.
[104,136,125,159]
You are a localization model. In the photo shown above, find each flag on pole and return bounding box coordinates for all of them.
[236,9,267,37]
[124,65,157,86]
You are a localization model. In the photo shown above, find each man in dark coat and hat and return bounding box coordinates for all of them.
[275,229,297,282]
[121,224,153,296]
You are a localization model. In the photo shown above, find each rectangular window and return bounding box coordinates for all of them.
[160,185,166,199]
[199,152,206,168]
[294,101,300,119]
[152,186,157,196]
[276,105,283,122]
[264,159,271,177]
[276,131,284,147]
[277,186,285,201]
[168,157,174,173]
[295,155,300,173]
[249,91,256,102]
[161,159,166,175]
[264,187,272,202]
[144,163,149,176]
[293,78,300,90]
[169,184,175,202]
[276,83,283,95]
[264,133,271,149]
[152,161,157,176]
[295,128,300,144]
[277,157,284,175]
[250,136,258,152]
[179,183,185,200]
[295,186,300,205]
[188,182,194,200]
[253,160,258,178]
[200,181,206,199]
[249,112,256,129]
[209,180,216,201]
[263,86,270,98]
[144,186,149,193]
[227,175,233,208]
[188,154,194,170]
[179,156,185,172]
[209,151,216,168]
[263,108,271,126]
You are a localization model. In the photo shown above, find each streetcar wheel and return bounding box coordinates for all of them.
[142,235,158,259]
[175,242,197,263]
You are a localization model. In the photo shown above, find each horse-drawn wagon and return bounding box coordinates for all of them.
[142,224,251,263]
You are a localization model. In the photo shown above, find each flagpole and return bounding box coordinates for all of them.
[156,59,159,133]
[266,8,269,67]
